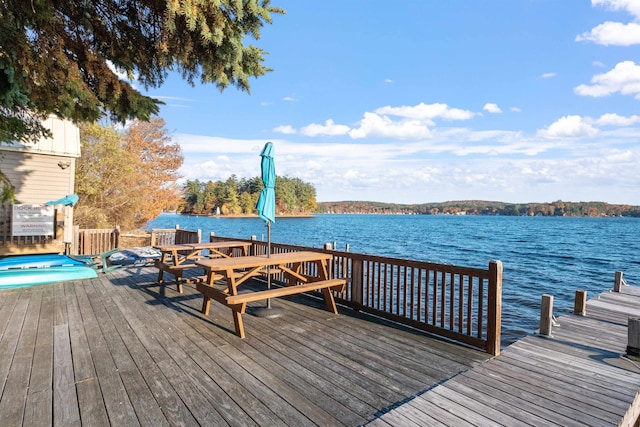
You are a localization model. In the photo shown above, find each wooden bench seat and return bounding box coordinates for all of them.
[226,279,346,305]
[198,278,346,338]
[155,260,204,293]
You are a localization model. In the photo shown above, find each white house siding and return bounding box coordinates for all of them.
[0,150,75,204]
[2,116,81,157]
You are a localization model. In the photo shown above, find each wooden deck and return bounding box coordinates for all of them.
[370,285,640,426]
[0,265,490,426]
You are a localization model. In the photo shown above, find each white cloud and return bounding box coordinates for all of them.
[384,78,393,83]
[300,119,351,137]
[375,102,475,122]
[541,72,557,78]
[483,103,502,114]
[273,125,297,134]
[576,21,640,45]
[595,113,640,126]
[578,1,640,45]
[283,96,296,102]
[171,130,640,204]
[348,113,432,139]
[574,61,640,98]
[537,115,599,138]
[592,0,640,20]
[510,107,522,112]
[294,102,476,140]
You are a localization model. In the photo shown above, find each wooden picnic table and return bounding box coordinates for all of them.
[153,241,251,293]
[195,251,346,338]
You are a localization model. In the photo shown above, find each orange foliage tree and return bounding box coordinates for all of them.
[75,118,183,229]
[123,118,183,226]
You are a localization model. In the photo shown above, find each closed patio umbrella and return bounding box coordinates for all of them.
[253,142,283,317]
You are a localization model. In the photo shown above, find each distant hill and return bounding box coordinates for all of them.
[316,200,640,217]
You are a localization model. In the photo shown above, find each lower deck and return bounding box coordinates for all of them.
[0,265,489,426]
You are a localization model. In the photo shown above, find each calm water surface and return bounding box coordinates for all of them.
[147,213,640,345]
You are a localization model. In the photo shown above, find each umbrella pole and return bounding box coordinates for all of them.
[266,221,272,309]
[251,220,283,318]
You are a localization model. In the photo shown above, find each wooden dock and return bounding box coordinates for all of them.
[0,266,490,426]
[369,284,640,426]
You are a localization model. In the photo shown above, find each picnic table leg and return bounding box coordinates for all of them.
[321,288,339,314]
[201,296,211,315]
[173,269,184,293]
[232,309,246,339]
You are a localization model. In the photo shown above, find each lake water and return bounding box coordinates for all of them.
[147,213,640,345]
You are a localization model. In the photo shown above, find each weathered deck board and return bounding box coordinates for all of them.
[371,284,640,426]
[0,287,41,426]
[23,287,54,427]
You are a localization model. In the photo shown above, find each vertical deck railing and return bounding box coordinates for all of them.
[70,226,120,255]
[199,232,503,355]
[150,227,201,246]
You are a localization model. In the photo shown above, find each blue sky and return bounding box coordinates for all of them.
[143,0,640,205]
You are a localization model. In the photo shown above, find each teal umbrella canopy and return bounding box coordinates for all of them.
[256,142,276,224]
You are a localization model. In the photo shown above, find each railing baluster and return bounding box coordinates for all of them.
[458,274,464,333]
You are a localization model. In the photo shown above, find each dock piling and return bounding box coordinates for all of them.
[539,294,554,337]
[615,271,628,292]
[627,318,640,360]
[574,290,587,316]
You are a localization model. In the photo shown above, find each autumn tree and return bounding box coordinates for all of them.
[123,118,183,224]
[75,123,135,228]
[75,119,183,229]
[0,0,285,143]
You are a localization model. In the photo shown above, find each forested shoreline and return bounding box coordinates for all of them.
[181,176,316,216]
[317,200,640,217]
[177,175,640,218]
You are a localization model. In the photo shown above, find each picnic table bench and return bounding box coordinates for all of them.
[195,251,346,338]
[153,241,251,293]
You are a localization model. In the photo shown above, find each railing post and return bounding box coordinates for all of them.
[486,260,502,356]
[574,290,587,315]
[539,294,554,337]
[351,258,364,307]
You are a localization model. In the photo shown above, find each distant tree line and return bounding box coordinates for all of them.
[181,175,317,216]
[317,200,640,217]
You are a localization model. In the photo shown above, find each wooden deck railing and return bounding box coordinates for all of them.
[70,226,120,256]
[199,233,503,356]
[150,227,201,246]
